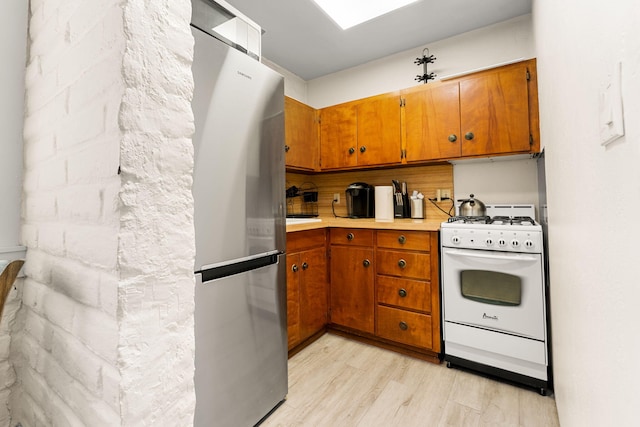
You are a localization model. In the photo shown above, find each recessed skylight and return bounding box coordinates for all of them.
[311,0,420,30]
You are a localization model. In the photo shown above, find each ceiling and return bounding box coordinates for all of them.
[225,0,532,81]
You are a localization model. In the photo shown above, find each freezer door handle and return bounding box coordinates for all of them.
[199,252,281,283]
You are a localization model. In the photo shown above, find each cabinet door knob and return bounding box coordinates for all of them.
[284,144,290,152]
[301,262,308,270]
[399,321,408,331]
[448,134,457,143]
[291,264,298,272]
[465,132,475,140]
[347,232,354,241]
[363,259,371,268]
[398,235,406,244]
[359,145,366,153]
[398,259,407,269]
[398,288,407,298]
[349,147,355,154]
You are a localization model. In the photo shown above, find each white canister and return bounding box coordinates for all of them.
[374,186,394,222]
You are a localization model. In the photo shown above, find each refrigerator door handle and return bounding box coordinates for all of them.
[199,252,282,283]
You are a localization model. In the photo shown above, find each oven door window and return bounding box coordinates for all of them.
[460,270,521,306]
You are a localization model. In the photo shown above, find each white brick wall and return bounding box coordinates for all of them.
[8,0,195,426]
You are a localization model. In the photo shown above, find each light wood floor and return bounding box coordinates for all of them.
[262,333,560,427]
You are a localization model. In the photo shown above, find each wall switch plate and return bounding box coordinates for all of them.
[599,61,624,146]
[333,193,340,203]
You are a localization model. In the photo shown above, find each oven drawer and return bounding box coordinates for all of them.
[377,230,430,251]
[330,228,374,246]
[444,321,547,366]
[376,250,430,279]
[377,276,430,313]
[376,305,432,349]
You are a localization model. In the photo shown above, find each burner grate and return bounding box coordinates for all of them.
[448,216,491,224]
[490,216,535,225]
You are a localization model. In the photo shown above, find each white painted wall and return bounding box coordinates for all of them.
[452,155,539,217]
[9,0,196,426]
[533,1,640,425]
[306,14,533,109]
[0,0,28,249]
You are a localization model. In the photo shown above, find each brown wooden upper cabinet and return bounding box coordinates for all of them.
[284,97,319,171]
[319,92,402,170]
[403,59,539,162]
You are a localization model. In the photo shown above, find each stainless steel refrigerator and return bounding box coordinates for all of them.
[190,2,287,425]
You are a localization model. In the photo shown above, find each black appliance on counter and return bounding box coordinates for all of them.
[345,182,375,218]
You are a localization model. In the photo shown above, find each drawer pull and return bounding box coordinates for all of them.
[291,264,298,273]
[398,259,407,269]
[363,259,371,268]
[399,321,408,331]
[398,288,407,298]
[398,235,406,244]
[301,262,308,270]
[347,232,354,241]
[348,147,355,154]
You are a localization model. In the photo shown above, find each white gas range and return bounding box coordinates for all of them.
[440,204,550,395]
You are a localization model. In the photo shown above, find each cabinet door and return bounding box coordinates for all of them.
[460,62,531,156]
[299,246,328,341]
[285,97,318,171]
[404,81,461,161]
[286,253,301,350]
[319,103,358,170]
[357,93,402,166]
[330,246,374,334]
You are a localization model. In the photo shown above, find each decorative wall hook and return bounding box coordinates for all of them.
[415,48,436,83]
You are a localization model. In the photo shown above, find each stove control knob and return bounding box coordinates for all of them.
[511,239,520,248]
[524,240,534,249]
[451,235,461,244]
[498,239,507,247]
[485,238,494,246]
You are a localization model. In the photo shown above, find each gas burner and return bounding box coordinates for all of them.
[448,216,491,224]
[490,216,536,226]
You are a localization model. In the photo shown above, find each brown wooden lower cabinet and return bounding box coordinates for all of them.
[329,245,375,334]
[288,227,441,362]
[286,229,328,353]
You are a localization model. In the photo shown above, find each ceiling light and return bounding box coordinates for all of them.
[311,0,420,30]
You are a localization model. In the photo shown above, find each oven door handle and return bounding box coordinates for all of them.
[444,248,539,262]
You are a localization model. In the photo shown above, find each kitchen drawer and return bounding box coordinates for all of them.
[377,276,430,313]
[287,228,326,252]
[376,250,430,280]
[376,305,432,349]
[376,230,430,251]
[330,228,374,246]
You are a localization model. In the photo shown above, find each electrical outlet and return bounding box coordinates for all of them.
[441,189,451,200]
[333,193,340,203]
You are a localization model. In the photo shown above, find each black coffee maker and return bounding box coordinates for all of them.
[345,182,375,218]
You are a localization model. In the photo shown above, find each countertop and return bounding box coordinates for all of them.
[286,217,444,233]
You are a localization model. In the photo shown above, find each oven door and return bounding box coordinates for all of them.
[441,247,546,340]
